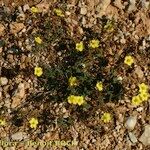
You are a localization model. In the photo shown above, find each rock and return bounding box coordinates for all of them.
[125,116,137,130]
[128,0,136,12]
[4,98,11,108]
[0,77,8,86]
[10,22,25,34]
[36,1,49,13]
[0,24,5,36]
[11,83,25,108]
[7,54,14,63]
[114,0,124,9]
[136,107,143,112]
[134,66,144,79]
[128,132,137,144]
[11,132,28,141]
[96,0,111,18]
[142,0,150,9]
[18,13,26,21]
[139,125,150,146]
[80,7,87,15]
[23,4,30,12]
[82,17,86,25]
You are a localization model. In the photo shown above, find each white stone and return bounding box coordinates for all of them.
[11,132,28,141]
[23,4,30,12]
[134,66,144,79]
[128,132,137,143]
[136,107,143,112]
[125,116,137,130]
[80,7,87,15]
[139,125,150,146]
[0,77,8,86]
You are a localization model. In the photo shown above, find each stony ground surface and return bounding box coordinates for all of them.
[0,0,150,150]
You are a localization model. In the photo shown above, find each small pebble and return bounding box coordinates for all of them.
[136,107,143,112]
[139,125,150,146]
[11,132,28,141]
[125,116,137,130]
[128,132,137,144]
[80,7,87,15]
[0,77,8,86]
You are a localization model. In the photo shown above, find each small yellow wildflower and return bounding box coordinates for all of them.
[101,113,111,123]
[69,76,78,87]
[139,92,149,101]
[96,81,103,91]
[131,95,142,106]
[138,83,149,93]
[68,95,76,104]
[34,66,43,77]
[54,8,64,17]
[67,95,85,105]
[29,118,38,129]
[77,97,85,106]
[76,42,84,52]
[124,55,134,66]
[31,7,39,13]
[35,37,42,44]
[89,39,100,48]
[0,119,6,126]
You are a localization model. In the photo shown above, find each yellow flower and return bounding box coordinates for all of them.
[76,42,84,52]
[35,37,42,44]
[29,118,38,129]
[89,39,100,48]
[131,95,142,106]
[101,113,111,123]
[139,92,149,101]
[34,66,43,77]
[68,95,76,104]
[124,56,134,66]
[96,81,103,91]
[54,8,64,17]
[77,97,85,106]
[0,119,6,126]
[69,76,78,87]
[67,95,85,105]
[31,7,39,13]
[138,83,149,93]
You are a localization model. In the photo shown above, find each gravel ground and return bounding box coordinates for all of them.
[0,0,150,150]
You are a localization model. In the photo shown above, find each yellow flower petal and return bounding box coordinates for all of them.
[68,76,78,87]
[96,81,103,91]
[139,92,149,101]
[131,95,142,106]
[29,118,38,129]
[101,113,111,123]
[77,96,85,106]
[76,42,84,52]
[31,7,39,13]
[34,66,43,77]
[35,37,42,44]
[67,95,84,105]
[54,8,64,17]
[0,119,6,126]
[89,39,100,48]
[138,83,149,93]
[124,56,134,66]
